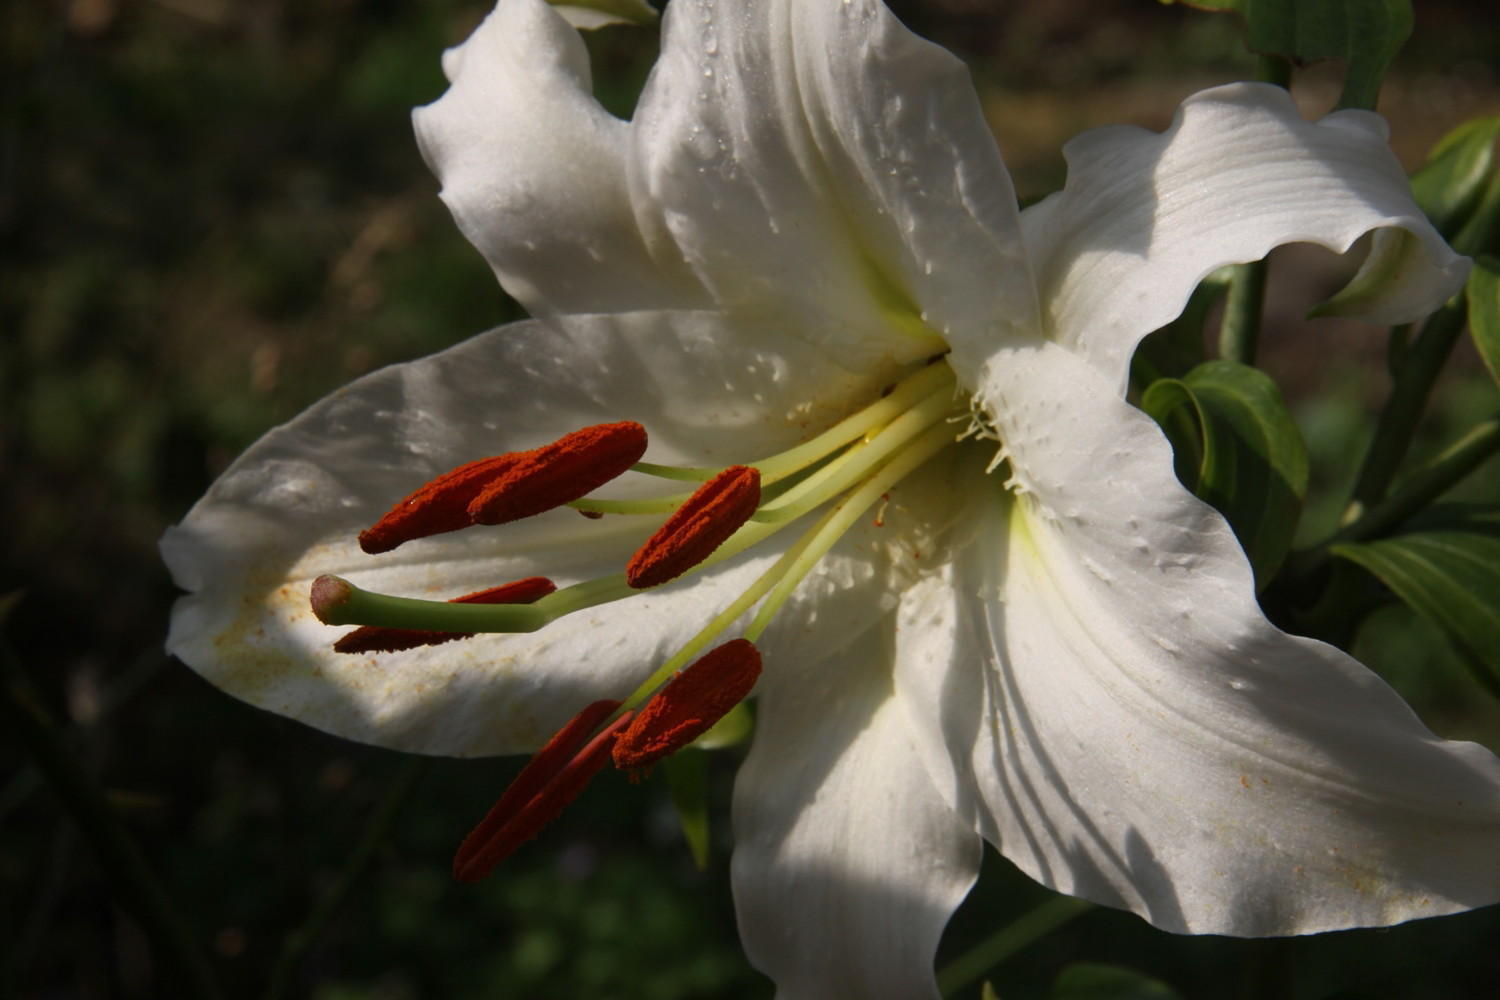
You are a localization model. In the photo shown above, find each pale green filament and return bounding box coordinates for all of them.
[616,420,959,711]
[745,421,955,641]
[750,384,955,523]
[569,360,955,513]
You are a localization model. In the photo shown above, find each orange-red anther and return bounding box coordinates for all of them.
[612,639,762,770]
[332,577,556,654]
[359,454,520,554]
[467,421,647,525]
[453,701,633,882]
[625,466,760,589]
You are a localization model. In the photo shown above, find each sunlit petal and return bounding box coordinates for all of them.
[897,344,1500,934]
[734,621,979,1000]
[987,83,1467,388]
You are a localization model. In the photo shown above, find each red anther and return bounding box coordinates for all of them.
[359,454,520,554]
[467,421,647,526]
[453,702,634,882]
[613,639,762,770]
[332,577,556,654]
[625,466,761,589]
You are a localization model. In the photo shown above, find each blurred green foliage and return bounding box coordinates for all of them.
[4,2,1500,999]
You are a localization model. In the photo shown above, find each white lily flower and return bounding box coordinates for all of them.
[162,0,1500,996]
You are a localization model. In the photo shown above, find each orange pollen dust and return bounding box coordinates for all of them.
[467,421,647,526]
[612,639,763,770]
[625,465,761,589]
[453,700,634,882]
[332,577,557,654]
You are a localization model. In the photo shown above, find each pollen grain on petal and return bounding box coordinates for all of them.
[467,421,647,526]
[453,703,633,882]
[359,454,520,554]
[332,577,556,654]
[613,639,762,770]
[626,466,761,589]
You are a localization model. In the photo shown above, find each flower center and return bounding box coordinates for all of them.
[311,356,970,876]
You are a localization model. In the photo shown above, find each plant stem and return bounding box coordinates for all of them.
[1336,412,1500,544]
[1,641,225,1000]
[1346,298,1468,518]
[1218,259,1268,365]
[1283,413,1500,602]
[936,895,1091,998]
[263,756,428,1000]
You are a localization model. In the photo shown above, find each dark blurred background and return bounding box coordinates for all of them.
[4,1,1499,997]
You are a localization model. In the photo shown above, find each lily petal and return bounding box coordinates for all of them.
[163,316,891,757]
[733,620,980,1000]
[897,343,1500,935]
[993,83,1467,388]
[413,0,702,317]
[630,0,1037,368]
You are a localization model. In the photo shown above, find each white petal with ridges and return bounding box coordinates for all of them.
[414,0,702,317]
[733,620,980,1000]
[896,344,1500,934]
[630,0,1036,369]
[980,83,1468,388]
[163,316,898,757]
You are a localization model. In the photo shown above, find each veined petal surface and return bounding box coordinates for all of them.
[733,621,979,1000]
[896,344,1500,935]
[628,0,1037,368]
[995,83,1468,388]
[163,316,899,757]
[413,0,703,317]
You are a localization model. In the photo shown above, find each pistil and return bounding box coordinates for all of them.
[332,577,556,654]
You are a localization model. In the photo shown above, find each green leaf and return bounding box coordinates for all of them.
[1331,505,1500,696]
[548,0,657,29]
[1142,360,1309,588]
[1410,116,1500,238]
[1050,962,1182,1000]
[1168,0,1412,109]
[980,983,1000,1000]
[1468,256,1500,387]
[660,750,711,869]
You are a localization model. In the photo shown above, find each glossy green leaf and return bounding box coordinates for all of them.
[660,750,711,870]
[1331,505,1500,696]
[1168,0,1412,109]
[1142,360,1309,588]
[1468,256,1500,387]
[1411,116,1500,237]
[1050,962,1183,1000]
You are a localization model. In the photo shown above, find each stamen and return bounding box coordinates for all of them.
[626,466,761,589]
[332,577,556,654]
[467,421,647,525]
[452,702,634,882]
[359,454,519,554]
[613,639,762,770]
